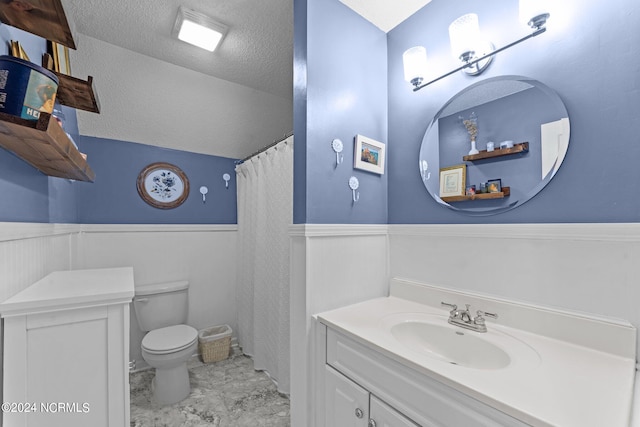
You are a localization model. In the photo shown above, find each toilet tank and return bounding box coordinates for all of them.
[133,281,189,331]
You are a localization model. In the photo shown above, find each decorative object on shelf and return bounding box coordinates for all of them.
[223,173,231,188]
[9,40,29,61]
[466,185,476,196]
[199,186,208,203]
[487,179,502,193]
[348,176,360,203]
[439,164,466,198]
[442,186,510,203]
[486,141,495,152]
[499,140,514,149]
[403,1,550,91]
[0,0,76,49]
[137,162,189,209]
[331,138,344,166]
[460,112,479,155]
[47,40,71,75]
[0,55,58,121]
[480,182,488,193]
[354,134,386,175]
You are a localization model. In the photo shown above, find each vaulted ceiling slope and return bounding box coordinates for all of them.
[61,0,294,99]
[60,0,430,102]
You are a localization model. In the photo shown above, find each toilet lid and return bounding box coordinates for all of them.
[142,324,198,354]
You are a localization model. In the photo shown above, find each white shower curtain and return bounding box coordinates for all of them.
[236,135,293,394]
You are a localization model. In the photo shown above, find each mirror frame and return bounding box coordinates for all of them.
[419,75,570,216]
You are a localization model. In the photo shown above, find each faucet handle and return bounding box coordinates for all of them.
[441,301,457,311]
[474,310,498,324]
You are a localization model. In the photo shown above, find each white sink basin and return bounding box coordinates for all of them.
[382,313,540,370]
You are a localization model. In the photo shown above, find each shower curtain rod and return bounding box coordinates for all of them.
[236,132,293,164]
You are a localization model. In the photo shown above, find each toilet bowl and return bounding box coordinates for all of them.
[133,281,198,405]
[141,324,198,404]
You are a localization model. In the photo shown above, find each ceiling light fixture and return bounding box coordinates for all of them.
[173,6,228,52]
[403,1,550,92]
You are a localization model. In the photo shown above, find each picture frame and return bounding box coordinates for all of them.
[439,164,466,198]
[47,40,70,75]
[136,162,190,209]
[487,178,502,193]
[353,134,385,175]
[9,40,29,61]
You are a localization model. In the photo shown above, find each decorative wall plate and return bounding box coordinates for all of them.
[136,162,189,209]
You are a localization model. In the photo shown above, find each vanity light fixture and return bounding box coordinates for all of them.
[173,6,228,52]
[404,1,550,92]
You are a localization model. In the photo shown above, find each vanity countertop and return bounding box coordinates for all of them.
[317,279,636,427]
[0,267,135,317]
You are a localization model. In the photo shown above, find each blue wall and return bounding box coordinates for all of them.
[388,0,640,223]
[75,136,237,224]
[294,0,388,224]
[0,23,238,225]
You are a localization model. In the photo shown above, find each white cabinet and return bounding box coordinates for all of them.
[325,365,369,426]
[325,365,419,427]
[370,396,420,427]
[0,267,135,427]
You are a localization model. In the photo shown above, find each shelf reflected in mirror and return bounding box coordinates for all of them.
[419,75,570,216]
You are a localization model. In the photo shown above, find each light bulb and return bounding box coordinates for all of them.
[403,46,428,87]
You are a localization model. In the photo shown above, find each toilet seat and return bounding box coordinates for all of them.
[142,324,198,355]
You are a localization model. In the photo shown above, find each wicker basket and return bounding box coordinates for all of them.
[198,325,232,363]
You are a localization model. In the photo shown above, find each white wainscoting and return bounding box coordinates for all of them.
[289,224,389,427]
[0,223,238,371]
[0,223,77,303]
[76,224,238,369]
[388,223,640,358]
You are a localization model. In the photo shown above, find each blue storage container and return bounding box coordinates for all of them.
[0,55,59,121]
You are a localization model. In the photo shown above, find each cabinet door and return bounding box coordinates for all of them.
[325,365,369,427]
[370,395,422,427]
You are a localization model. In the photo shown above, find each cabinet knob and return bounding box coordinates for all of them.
[355,408,364,418]
[368,419,377,427]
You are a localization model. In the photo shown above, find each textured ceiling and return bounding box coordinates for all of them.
[61,0,293,99]
[59,0,428,101]
[339,0,431,32]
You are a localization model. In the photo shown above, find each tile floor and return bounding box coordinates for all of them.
[130,352,290,427]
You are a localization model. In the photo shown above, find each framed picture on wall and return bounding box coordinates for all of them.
[353,134,385,175]
[136,162,190,209]
[439,164,466,198]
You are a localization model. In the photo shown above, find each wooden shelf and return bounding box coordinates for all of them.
[442,187,510,203]
[53,73,100,113]
[0,112,95,182]
[463,142,529,162]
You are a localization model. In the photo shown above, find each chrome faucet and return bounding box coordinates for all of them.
[441,301,498,333]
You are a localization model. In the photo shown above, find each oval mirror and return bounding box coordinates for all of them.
[419,75,570,216]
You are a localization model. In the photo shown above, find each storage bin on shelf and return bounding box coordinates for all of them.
[198,324,232,363]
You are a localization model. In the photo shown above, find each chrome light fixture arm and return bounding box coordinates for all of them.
[412,25,547,92]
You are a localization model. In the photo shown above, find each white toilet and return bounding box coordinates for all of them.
[133,281,198,405]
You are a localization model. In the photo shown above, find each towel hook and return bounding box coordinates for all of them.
[349,176,359,203]
[332,139,344,167]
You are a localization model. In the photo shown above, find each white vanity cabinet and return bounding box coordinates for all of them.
[321,326,529,427]
[0,267,135,427]
[325,364,418,427]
